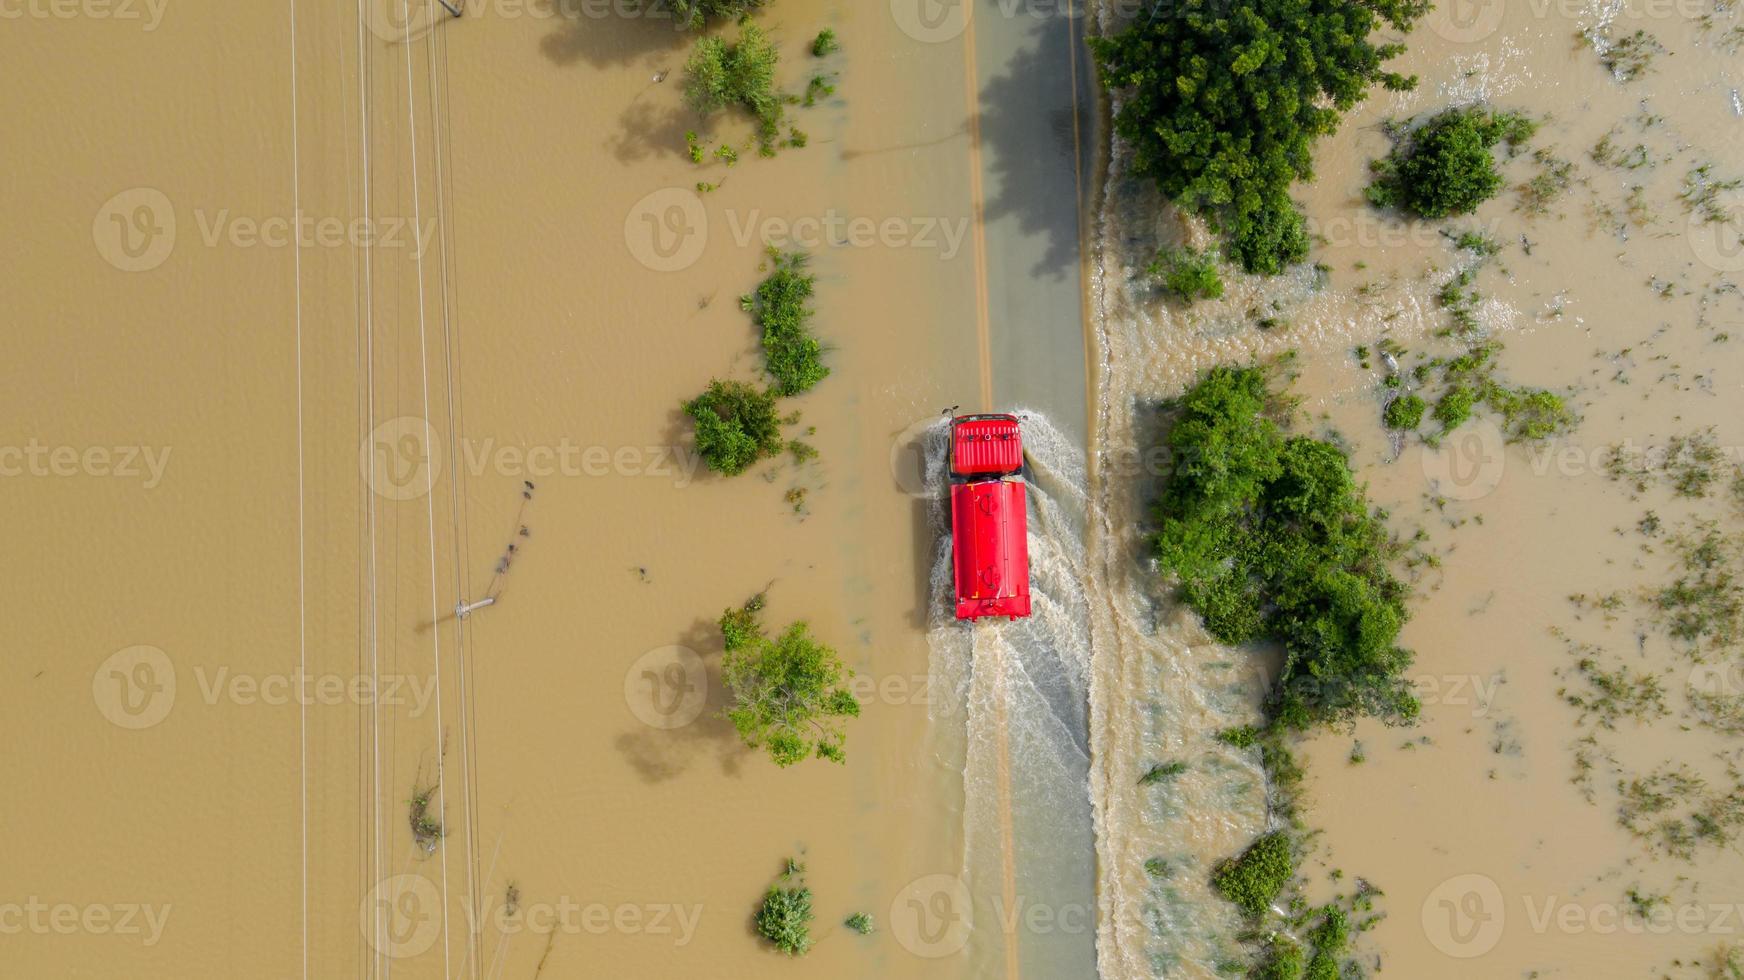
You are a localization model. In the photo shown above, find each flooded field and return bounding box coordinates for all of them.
[1087,0,1744,974]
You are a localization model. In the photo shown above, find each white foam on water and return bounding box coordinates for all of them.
[922,409,1269,977]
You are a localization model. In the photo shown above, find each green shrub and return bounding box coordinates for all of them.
[1153,367,1419,728]
[1211,830,1294,918]
[684,24,785,154]
[1217,726,1260,749]
[1434,385,1477,431]
[811,28,839,57]
[1384,393,1426,430]
[719,594,766,652]
[843,911,874,934]
[1091,0,1421,274]
[1368,107,1537,218]
[684,379,784,476]
[742,251,828,396]
[1255,938,1306,980]
[1148,247,1225,302]
[754,863,814,955]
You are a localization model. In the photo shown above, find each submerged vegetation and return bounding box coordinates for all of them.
[1149,246,1225,303]
[743,250,827,395]
[683,23,790,155]
[1090,0,1422,274]
[719,595,860,766]
[1211,830,1293,917]
[1154,366,1418,729]
[684,380,785,476]
[1366,107,1537,219]
[1155,367,1409,974]
[754,858,815,955]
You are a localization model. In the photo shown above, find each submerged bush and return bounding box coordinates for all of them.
[1149,247,1226,302]
[684,24,785,153]
[1367,107,1538,219]
[684,379,784,476]
[743,251,828,395]
[1090,0,1422,274]
[1383,393,1426,430]
[1153,366,1419,728]
[754,861,814,955]
[1211,830,1294,918]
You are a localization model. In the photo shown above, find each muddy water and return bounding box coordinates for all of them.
[0,0,1080,976]
[1088,0,1744,974]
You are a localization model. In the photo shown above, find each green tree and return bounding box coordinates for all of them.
[1153,366,1419,729]
[1090,0,1423,274]
[1367,107,1538,218]
[684,379,784,476]
[683,23,785,154]
[719,604,860,766]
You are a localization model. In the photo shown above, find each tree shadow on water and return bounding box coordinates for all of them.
[614,616,754,782]
[977,18,1094,280]
[538,0,692,69]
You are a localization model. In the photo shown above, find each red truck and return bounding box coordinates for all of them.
[948,414,1032,621]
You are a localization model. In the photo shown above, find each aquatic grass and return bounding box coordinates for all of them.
[1138,760,1189,785]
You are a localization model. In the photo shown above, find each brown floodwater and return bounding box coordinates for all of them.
[10,0,1744,976]
[0,0,1061,975]
[1086,0,1744,974]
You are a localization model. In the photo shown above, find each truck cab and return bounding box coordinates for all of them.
[948,414,1032,621]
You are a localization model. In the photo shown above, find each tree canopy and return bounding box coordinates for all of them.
[1090,0,1424,273]
[719,598,860,766]
[1153,366,1419,728]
